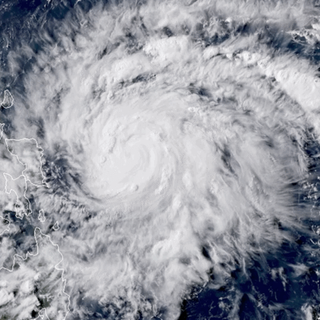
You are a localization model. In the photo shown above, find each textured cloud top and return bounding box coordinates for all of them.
[1,0,320,319]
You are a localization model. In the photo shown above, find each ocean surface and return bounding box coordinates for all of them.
[1,0,320,319]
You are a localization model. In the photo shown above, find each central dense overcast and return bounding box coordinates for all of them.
[1,0,320,319]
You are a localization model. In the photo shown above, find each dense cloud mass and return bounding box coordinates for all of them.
[1,0,320,319]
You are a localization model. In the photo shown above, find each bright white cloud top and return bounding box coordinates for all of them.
[1,0,320,319]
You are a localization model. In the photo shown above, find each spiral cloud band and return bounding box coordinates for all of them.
[1,0,320,319]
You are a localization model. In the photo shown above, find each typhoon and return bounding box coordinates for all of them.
[1,0,320,319]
